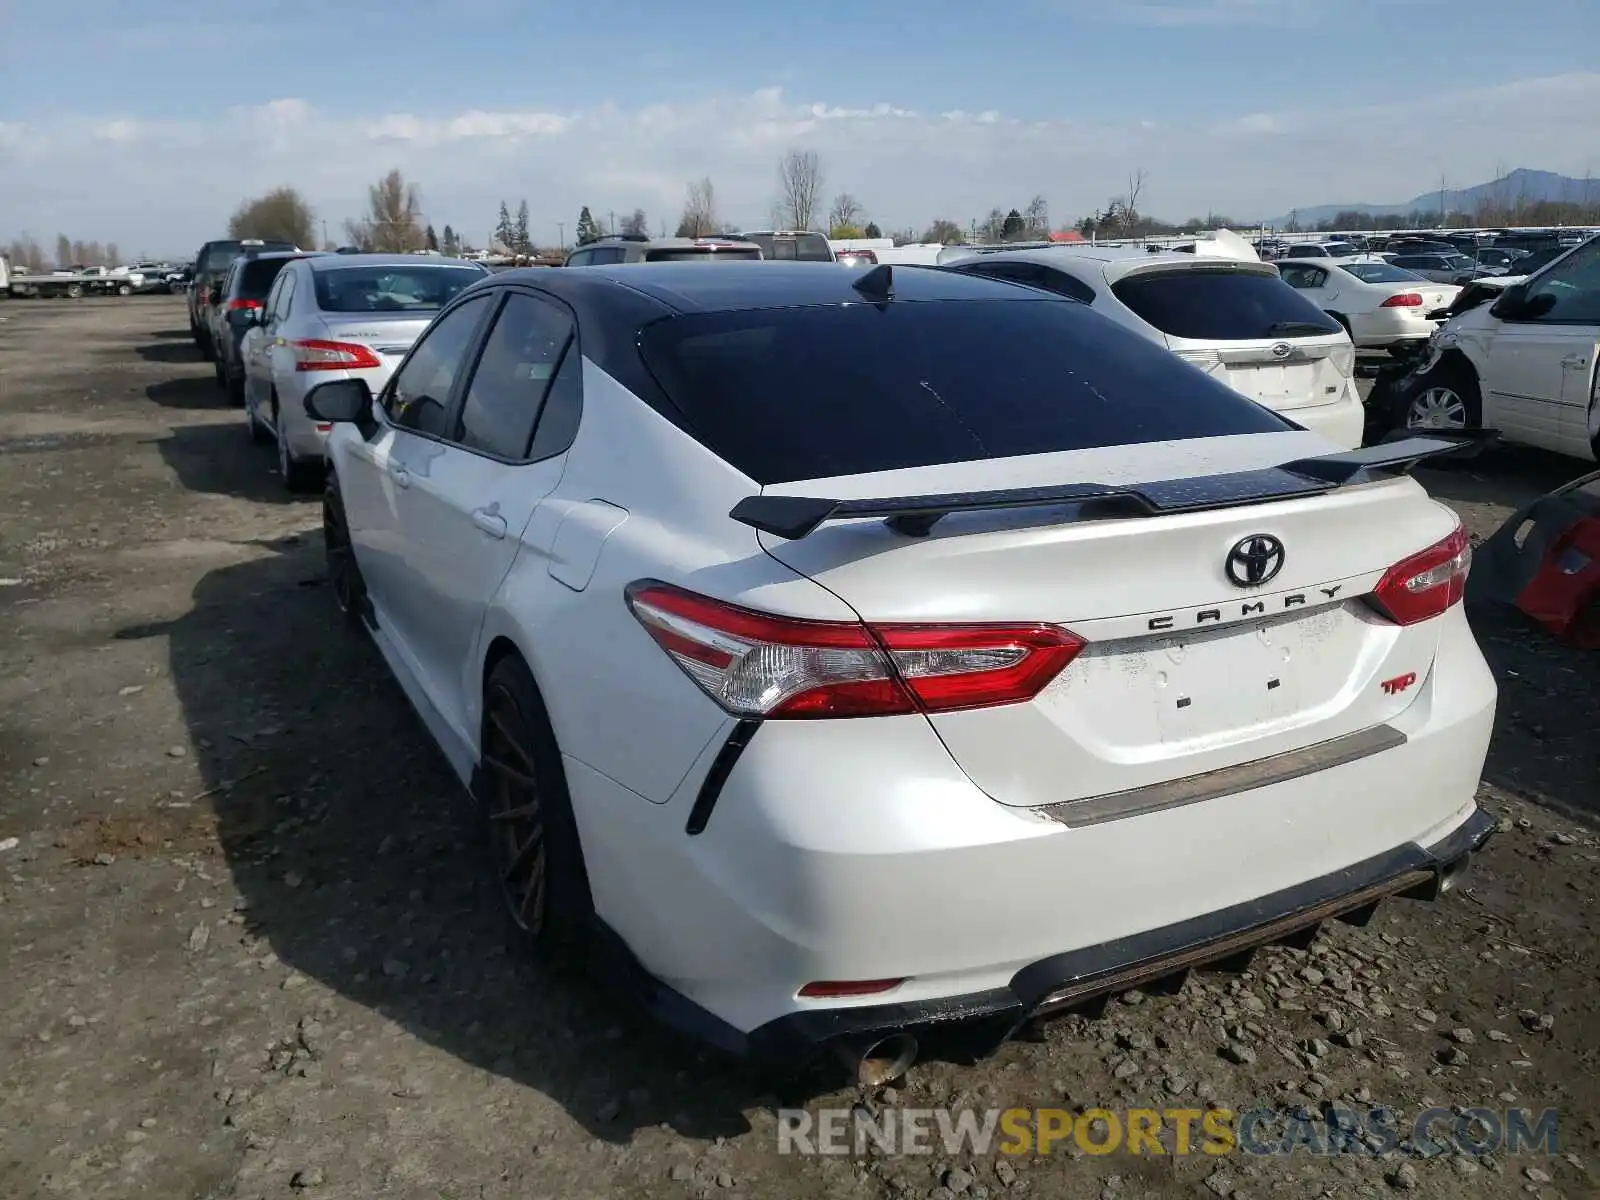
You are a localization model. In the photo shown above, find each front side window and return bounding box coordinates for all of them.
[1519,235,1600,325]
[385,294,492,437]
[456,293,576,459]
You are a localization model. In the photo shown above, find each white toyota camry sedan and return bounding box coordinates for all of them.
[302,261,1497,1086]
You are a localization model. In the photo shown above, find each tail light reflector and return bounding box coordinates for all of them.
[291,339,382,372]
[624,581,1085,719]
[1381,293,1424,308]
[799,979,905,998]
[227,298,262,311]
[1368,526,1471,625]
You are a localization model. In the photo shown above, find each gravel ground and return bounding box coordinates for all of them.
[1,297,1597,1200]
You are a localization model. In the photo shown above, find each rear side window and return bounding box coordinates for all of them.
[239,258,292,298]
[636,298,1292,485]
[956,261,1096,305]
[644,248,762,262]
[1111,269,1342,341]
[457,293,576,460]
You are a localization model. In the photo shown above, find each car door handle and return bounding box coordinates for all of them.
[389,463,410,488]
[1562,355,1588,369]
[472,508,507,539]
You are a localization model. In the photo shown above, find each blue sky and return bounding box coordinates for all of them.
[3,0,1599,255]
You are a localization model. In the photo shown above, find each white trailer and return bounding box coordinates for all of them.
[8,266,145,299]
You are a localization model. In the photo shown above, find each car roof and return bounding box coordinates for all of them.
[945,246,1275,282]
[306,252,486,272]
[491,260,1056,315]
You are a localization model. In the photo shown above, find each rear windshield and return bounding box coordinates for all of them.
[1111,268,1342,341]
[312,265,486,312]
[644,248,762,262]
[743,233,834,262]
[1339,263,1426,284]
[636,298,1292,485]
[200,241,293,273]
[239,258,293,298]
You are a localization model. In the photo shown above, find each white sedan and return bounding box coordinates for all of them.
[303,260,1496,1086]
[1276,257,1460,353]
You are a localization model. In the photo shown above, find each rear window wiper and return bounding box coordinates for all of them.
[730,437,1469,540]
[1266,320,1336,334]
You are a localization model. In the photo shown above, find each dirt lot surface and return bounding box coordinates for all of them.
[1,297,1598,1200]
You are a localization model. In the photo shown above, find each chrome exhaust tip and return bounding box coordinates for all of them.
[838,1033,919,1088]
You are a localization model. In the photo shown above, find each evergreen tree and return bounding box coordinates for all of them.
[494,201,514,252]
[441,224,459,256]
[863,221,882,239]
[514,200,531,254]
[424,224,439,252]
[575,206,604,245]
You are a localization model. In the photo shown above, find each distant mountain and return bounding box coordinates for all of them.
[1262,169,1598,228]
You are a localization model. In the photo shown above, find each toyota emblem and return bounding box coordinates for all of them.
[1270,342,1293,359]
[1225,534,1285,588]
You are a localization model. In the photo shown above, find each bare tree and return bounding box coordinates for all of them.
[922,218,963,245]
[228,186,317,248]
[1024,194,1050,237]
[777,150,825,231]
[676,177,719,238]
[7,234,45,272]
[620,208,649,237]
[54,233,71,268]
[345,169,424,252]
[106,242,120,267]
[1125,170,1147,227]
[828,192,864,235]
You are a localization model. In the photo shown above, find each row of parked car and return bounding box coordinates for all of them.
[181,222,1599,506]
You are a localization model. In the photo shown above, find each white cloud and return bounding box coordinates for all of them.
[2,76,1598,253]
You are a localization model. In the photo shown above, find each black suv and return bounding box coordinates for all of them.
[189,238,297,358]
[206,251,321,404]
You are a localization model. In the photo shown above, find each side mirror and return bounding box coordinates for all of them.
[304,378,372,423]
[1489,282,1529,320]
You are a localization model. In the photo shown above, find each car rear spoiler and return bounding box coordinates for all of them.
[728,437,1469,540]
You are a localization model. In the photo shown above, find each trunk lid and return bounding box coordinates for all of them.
[756,432,1458,813]
[318,312,435,362]
[1172,336,1352,412]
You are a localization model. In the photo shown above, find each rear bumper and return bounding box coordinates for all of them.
[594,805,1497,1062]
[1283,388,1364,449]
[1349,308,1441,348]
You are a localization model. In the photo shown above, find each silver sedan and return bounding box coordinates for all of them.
[240,253,491,491]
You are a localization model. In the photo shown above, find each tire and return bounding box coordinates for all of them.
[199,332,214,362]
[479,654,594,967]
[227,369,246,407]
[321,475,367,625]
[245,393,271,444]
[65,284,83,300]
[1401,360,1483,433]
[213,358,226,388]
[117,284,132,297]
[274,400,323,493]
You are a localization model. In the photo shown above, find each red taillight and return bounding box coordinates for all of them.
[799,979,905,998]
[624,581,1085,719]
[227,298,262,311]
[1368,526,1472,625]
[291,339,382,372]
[1381,293,1424,308]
